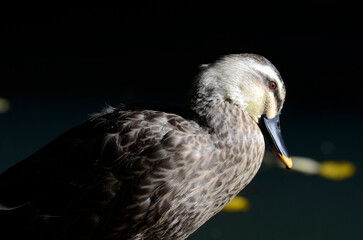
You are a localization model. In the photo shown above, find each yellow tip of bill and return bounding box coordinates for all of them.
[276,152,293,169]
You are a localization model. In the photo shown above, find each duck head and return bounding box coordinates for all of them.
[194,53,292,168]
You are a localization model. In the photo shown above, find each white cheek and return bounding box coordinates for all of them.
[244,85,264,119]
[226,84,264,120]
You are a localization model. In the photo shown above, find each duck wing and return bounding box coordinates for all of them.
[0,105,193,238]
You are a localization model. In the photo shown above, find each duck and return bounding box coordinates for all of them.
[0,53,291,240]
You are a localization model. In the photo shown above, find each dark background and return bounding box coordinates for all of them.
[1,1,363,239]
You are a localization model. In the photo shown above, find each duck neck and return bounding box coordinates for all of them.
[190,97,254,141]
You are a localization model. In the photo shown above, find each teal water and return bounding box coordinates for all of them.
[0,96,362,240]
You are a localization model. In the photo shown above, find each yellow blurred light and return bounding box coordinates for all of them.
[222,196,250,212]
[319,160,356,181]
[0,98,10,113]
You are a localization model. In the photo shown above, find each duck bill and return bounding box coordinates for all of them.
[259,114,292,169]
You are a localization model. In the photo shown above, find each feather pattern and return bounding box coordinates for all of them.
[0,102,264,239]
[0,53,288,240]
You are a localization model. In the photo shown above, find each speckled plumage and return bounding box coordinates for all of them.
[0,54,290,240]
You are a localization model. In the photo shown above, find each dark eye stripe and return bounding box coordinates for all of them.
[266,76,284,111]
[259,71,285,111]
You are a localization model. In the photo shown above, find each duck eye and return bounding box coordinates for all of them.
[269,81,277,90]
